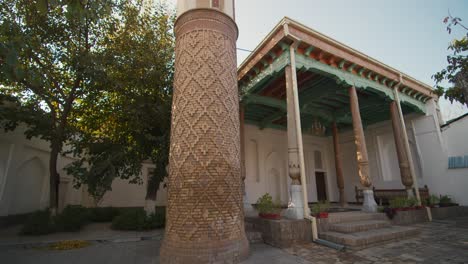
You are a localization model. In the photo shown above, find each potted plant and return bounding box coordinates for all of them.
[439,195,457,207]
[256,193,282,220]
[406,197,420,210]
[389,197,407,211]
[311,200,330,218]
[426,195,440,208]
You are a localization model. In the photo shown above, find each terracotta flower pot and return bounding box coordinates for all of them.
[317,212,329,218]
[259,213,281,220]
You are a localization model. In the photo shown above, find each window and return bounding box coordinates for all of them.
[314,150,323,170]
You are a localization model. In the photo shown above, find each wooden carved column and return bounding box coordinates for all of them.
[160,6,249,263]
[285,64,304,219]
[332,122,346,206]
[349,86,377,212]
[390,101,413,192]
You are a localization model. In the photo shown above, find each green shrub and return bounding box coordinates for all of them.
[311,200,330,215]
[88,207,119,222]
[111,207,165,230]
[426,195,439,206]
[111,208,147,230]
[20,209,56,235]
[389,197,408,209]
[256,193,281,214]
[145,212,165,229]
[439,195,453,204]
[56,205,90,232]
[407,197,418,207]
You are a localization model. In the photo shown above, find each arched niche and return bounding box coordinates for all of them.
[264,151,284,203]
[9,157,46,214]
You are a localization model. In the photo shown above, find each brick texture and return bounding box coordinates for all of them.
[159,9,249,263]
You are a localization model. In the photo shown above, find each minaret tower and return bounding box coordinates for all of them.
[160,1,249,263]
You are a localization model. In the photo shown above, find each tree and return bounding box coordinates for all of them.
[433,13,468,106]
[0,0,174,213]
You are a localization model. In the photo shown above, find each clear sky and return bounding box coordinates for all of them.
[167,0,468,121]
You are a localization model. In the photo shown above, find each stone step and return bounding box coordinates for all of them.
[327,212,387,224]
[329,220,391,233]
[246,230,263,244]
[319,226,419,250]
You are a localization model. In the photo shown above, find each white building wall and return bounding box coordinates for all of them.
[411,100,468,206]
[243,116,429,205]
[0,127,166,217]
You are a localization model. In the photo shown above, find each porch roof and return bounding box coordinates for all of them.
[238,17,438,133]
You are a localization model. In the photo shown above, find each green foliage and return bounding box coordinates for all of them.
[389,197,409,209]
[426,195,440,206]
[256,193,281,214]
[0,0,175,208]
[311,200,330,215]
[433,13,468,106]
[111,207,164,230]
[145,209,166,229]
[389,197,420,209]
[88,207,120,222]
[64,1,175,203]
[20,209,56,235]
[439,195,453,204]
[55,205,90,232]
[406,197,419,207]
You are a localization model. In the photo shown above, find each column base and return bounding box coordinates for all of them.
[362,189,378,213]
[285,185,304,219]
[160,236,249,264]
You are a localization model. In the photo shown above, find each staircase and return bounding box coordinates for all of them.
[319,212,419,250]
[245,221,263,244]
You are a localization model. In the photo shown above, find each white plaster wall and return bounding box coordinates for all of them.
[242,116,430,205]
[243,124,337,205]
[177,0,235,20]
[0,127,166,216]
[412,102,468,206]
[442,115,468,157]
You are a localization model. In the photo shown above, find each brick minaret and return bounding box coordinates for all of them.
[160,1,249,263]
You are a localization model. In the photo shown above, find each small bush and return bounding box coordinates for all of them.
[256,193,281,214]
[145,212,165,229]
[56,205,90,232]
[111,208,147,230]
[406,197,419,207]
[112,208,165,230]
[88,207,119,222]
[311,200,330,215]
[426,195,440,206]
[20,209,55,235]
[439,195,453,204]
[389,197,408,209]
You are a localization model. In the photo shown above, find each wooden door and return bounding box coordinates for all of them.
[315,172,327,201]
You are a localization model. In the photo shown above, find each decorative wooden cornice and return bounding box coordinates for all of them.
[237,17,436,102]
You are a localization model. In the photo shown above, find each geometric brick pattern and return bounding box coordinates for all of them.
[160,9,249,263]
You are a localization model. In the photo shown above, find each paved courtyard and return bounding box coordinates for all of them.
[0,217,467,264]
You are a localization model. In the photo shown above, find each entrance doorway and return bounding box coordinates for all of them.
[315,172,327,201]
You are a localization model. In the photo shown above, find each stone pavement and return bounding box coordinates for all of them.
[0,223,163,246]
[0,217,468,263]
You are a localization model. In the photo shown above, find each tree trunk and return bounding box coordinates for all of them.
[49,141,60,215]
